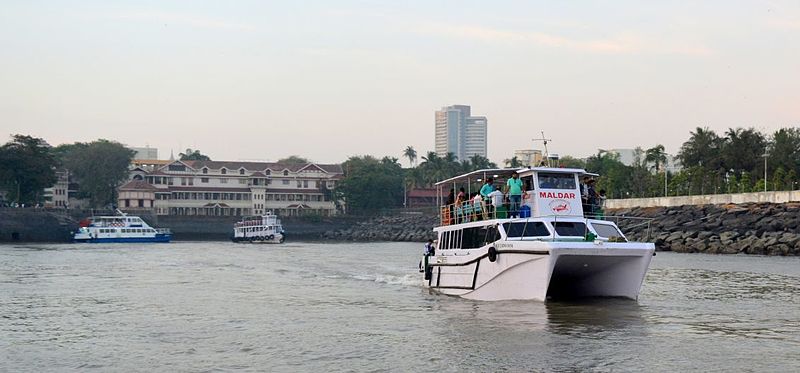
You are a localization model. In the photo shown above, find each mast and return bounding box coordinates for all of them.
[532,131,553,167]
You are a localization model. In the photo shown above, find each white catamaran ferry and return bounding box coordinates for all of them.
[232,212,285,244]
[73,212,172,243]
[421,167,655,301]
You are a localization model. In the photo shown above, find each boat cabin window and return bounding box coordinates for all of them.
[502,222,550,238]
[591,223,623,238]
[440,225,499,250]
[537,172,576,190]
[552,222,587,237]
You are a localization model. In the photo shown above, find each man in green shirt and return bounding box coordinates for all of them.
[505,172,523,218]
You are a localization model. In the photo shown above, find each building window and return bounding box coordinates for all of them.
[202,168,208,174]
[283,170,289,176]
[239,168,245,175]
[303,180,308,188]
[239,179,247,184]
[297,180,302,187]
[282,180,289,185]
[220,178,228,184]
[265,169,271,175]
[221,168,227,175]
[201,178,209,183]
[168,164,186,172]
[181,178,187,186]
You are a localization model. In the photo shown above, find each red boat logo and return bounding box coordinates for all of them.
[549,199,571,214]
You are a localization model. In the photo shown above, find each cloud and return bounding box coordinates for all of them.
[111,11,257,32]
[416,23,712,56]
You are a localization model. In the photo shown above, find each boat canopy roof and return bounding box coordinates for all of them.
[434,167,598,186]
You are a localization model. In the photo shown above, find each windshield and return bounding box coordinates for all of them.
[552,222,586,237]
[502,222,550,238]
[538,172,576,190]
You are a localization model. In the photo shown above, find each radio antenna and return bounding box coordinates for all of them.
[532,131,553,167]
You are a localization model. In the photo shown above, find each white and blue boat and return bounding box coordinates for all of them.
[73,212,172,243]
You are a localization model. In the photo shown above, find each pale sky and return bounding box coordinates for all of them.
[2,1,798,165]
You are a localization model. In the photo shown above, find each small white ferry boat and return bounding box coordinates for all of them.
[232,212,285,244]
[73,212,172,243]
[421,167,655,301]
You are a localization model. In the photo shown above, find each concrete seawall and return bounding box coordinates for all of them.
[0,209,362,243]
[606,191,800,209]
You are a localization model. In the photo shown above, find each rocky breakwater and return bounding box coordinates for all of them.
[609,202,800,256]
[322,213,438,242]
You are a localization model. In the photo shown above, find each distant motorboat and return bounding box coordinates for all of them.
[422,167,655,301]
[73,212,172,243]
[232,212,285,244]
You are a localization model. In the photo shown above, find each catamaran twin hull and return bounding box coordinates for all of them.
[426,241,655,302]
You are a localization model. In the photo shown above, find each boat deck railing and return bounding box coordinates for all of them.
[438,203,654,242]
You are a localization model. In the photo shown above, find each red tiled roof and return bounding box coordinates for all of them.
[185,160,343,174]
[119,180,157,191]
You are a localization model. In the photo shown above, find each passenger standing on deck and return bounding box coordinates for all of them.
[480,177,494,204]
[472,192,484,221]
[455,188,466,223]
[586,179,598,218]
[505,172,524,218]
[487,187,503,218]
[580,177,590,211]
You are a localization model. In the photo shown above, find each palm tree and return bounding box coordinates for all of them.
[645,144,668,173]
[503,156,522,168]
[403,146,417,167]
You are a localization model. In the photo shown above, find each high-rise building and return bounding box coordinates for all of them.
[435,105,487,160]
[130,146,159,160]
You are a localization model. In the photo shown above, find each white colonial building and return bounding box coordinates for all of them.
[124,160,343,216]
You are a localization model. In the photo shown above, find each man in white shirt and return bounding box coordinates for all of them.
[487,188,504,219]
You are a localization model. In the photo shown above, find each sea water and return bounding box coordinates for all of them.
[1,242,798,372]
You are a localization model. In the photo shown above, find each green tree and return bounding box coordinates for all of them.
[677,127,723,172]
[739,171,753,193]
[277,155,309,165]
[503,156,522,168]
[178,148,211,161]
[558,156,585,168]
[336,155,404,214]
[403,146,417,167]
[465,154,497,171]
[0,135,57,205]
[769,128,800,177]
[60,140,136,208]
[644,144,668,173]
[785,169,798,191]
[721,127,766,178]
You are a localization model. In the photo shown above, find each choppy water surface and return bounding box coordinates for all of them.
[1,242,799,372]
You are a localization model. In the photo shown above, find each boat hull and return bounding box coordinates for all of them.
[231,234,285,244]
[73,234,172,243]
[427,242,654,302]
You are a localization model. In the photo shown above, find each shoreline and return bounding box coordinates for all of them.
[2,203,799,255]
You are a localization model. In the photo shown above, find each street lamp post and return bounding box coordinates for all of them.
[763,151,769,193]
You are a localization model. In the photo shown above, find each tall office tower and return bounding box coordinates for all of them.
[434,105,487,160]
